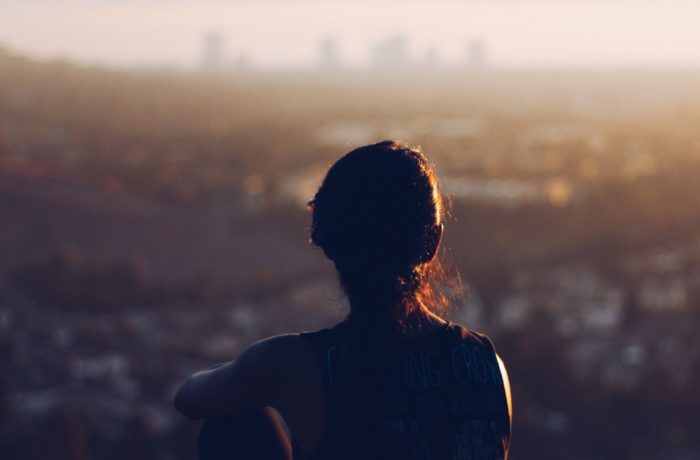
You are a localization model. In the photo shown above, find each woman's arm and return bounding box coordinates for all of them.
[174,334,297,420]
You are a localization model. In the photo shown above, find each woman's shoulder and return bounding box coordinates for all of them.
[298,321,348,348]
[445,321,499,352]
[245,332,317,366]
[243,323,348,372]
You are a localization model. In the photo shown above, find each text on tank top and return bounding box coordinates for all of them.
[299,321,511,460]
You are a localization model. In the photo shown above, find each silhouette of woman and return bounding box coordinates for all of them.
[175,140,512,459]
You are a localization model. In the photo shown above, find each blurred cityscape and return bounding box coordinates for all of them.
[1,46,700,459]
[197,32,488,73]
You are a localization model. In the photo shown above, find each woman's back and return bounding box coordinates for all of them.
[300,321,511,460]
[175,141,513,459]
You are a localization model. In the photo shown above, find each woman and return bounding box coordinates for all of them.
[175,140,512,459]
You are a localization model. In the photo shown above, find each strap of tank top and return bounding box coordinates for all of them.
[444,323,511,444]
[467,326,512,447]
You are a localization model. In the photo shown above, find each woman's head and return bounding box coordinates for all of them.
[309,140,455,331]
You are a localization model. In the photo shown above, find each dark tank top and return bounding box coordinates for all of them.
[299,321,511,460]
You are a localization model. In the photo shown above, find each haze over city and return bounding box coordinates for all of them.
[1,0,700,70]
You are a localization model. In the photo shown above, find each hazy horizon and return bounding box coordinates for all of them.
[1,0,700,70]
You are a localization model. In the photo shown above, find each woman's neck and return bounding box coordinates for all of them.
[347,302,447,339]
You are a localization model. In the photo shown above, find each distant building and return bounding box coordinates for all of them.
[232,54,251,71]
[466,39,487,68]
[319,36,339,68]
[201,31,225,71]
[423,46,440,67]
[372,35,409,67]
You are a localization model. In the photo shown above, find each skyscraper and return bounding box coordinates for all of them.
[466,39,487,68]
[319,36,339,68]
[423,46,440,67]
[372,35,409,67]
[201,31,225,71]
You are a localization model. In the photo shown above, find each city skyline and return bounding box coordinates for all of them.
[194,33,490,72]
[1,0,700,70]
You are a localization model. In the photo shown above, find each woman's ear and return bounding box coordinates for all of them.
[421,222,443,263]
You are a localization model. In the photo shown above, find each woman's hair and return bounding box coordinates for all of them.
[309,140,460,333]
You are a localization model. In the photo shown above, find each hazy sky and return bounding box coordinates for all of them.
[1,0,699,69]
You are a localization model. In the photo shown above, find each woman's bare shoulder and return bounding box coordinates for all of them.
[247,333,316,364]
[174,332,319,420]
[247,333,325,454]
